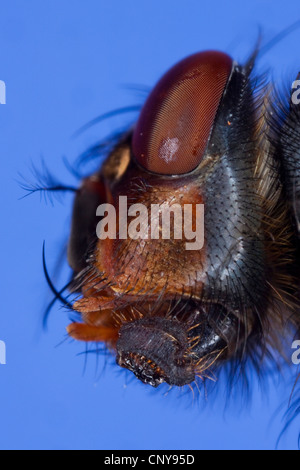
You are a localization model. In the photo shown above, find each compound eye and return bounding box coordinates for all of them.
[132,51,233,175]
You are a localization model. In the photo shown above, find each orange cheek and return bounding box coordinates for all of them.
[67,323,119,344]
[94,183,207,297]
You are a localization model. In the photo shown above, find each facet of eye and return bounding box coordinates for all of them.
[132,50,233,175]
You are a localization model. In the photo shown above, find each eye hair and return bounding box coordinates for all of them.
[75,128,129,170]
[72,104,142,138]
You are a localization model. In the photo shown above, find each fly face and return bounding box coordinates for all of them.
[65,48,299,391]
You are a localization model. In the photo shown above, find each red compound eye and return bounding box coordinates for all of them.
[132,50,233,175]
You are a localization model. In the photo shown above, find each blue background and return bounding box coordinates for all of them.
[0,0,299,450]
